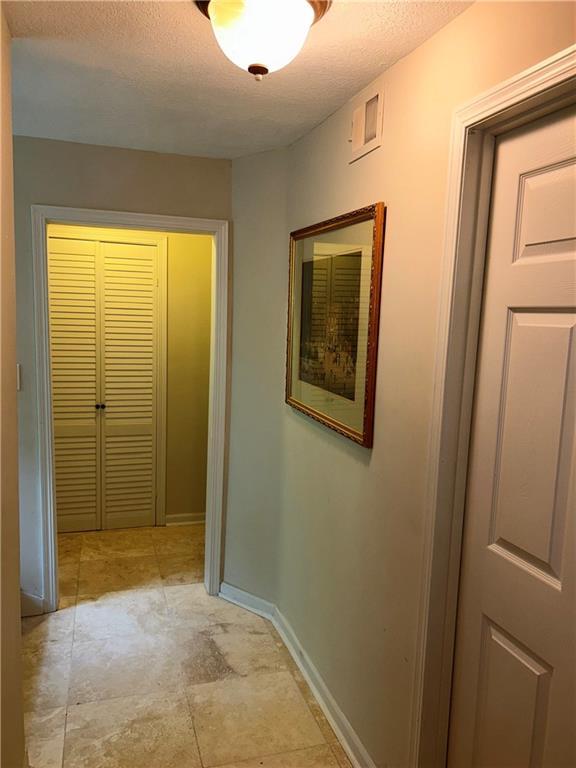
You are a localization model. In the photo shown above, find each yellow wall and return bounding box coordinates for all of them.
[0,7,25,767]
[166,233,212,524]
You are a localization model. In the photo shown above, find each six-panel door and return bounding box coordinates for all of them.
[448,108,576,765]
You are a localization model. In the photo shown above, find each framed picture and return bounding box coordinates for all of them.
[286,203,386,447]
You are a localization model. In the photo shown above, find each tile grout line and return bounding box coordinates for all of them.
[171,528,281,768]
[61,533,80,768]
[207,742,339,768]
[182,685,207,768]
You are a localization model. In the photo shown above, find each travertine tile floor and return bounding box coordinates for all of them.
[22,525,352,768]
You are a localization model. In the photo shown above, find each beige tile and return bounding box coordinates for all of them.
[158,553,204,586]
[257,628,337,743]
[307,699,339,745]
[77,555,161,596]
[22,642,72,713]
[152,525,204,557]
[330,743,354,768]
[59,562,80,598]
[151,524,195,537]
[64,691,201,768]
[153,538,204,558]
[289,669,339,745]
[192,522,206,537]
[74,589,169,642]
[174,628,236,686]
[152,523,203,539]
[59,594,77,611]
[22,598,76,653]
[188,671,325,767]
[68,633,183,705]
[164,583,270,632]
[25,707,66,768]
[212,627,288,677]
[58,534,82,567]
[215,745,339,768]
[80,528,154,561]
[267,626,300,674]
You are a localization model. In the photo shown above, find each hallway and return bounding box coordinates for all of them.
[22,526,350,768]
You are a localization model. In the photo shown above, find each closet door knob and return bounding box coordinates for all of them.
[101,403,106,410]
[95,403,101,410]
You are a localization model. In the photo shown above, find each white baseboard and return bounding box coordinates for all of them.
[219,582,377,768]
[219,582,276,620]
[165,513,205,526]
[20,590,44,617]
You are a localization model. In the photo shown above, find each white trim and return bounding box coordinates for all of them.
[219,582,377,768]
[410,45,576,766]
[20,589,44,617]
[155,237,168,527]
[219,582,276,620]
[31,205,229,609]
[204,230,228,595]
[31,209,59,614]
[166,512,205,526]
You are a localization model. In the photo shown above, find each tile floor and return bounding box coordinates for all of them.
[22,525,351,768]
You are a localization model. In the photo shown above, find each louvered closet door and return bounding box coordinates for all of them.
[100,241,158,529]
[48,237,101,533]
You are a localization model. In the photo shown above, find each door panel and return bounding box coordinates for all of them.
[48,238,101,532]
[492,312,575,580]
[448,108,576,766]
[473,619,552,768]
[101,241,158,529]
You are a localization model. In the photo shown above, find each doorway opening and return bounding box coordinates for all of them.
[29,206,229,613]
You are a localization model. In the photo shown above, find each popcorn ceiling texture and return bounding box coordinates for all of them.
[5,0,470,159]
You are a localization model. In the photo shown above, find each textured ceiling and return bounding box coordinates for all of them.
[5,1,471,159]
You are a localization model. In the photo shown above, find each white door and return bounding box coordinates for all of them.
[48,227,163,531]
[448,107,576,766]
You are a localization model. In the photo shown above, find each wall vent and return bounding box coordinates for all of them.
[349,88,384,163]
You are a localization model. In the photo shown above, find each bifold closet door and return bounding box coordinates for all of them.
[100,240,158,530]
[48,237,101,532]
[48,230,160,532]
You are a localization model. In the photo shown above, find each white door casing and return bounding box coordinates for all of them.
[448,107,576,765]
[412,47,576,768]
[32,206,229,610]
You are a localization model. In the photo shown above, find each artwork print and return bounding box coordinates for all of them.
[299,252,361,400]
[286,203,386,447]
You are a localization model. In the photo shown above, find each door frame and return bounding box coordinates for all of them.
[31,205,229,610]
[409,45,576,766]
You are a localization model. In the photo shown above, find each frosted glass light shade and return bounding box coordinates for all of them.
[207,0,315,76]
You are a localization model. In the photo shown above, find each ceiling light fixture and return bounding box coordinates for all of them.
[195,1,332,80]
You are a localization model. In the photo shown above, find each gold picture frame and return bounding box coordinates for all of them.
[286,203,386,447]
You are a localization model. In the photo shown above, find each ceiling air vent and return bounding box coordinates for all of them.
[349,88,384,163]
